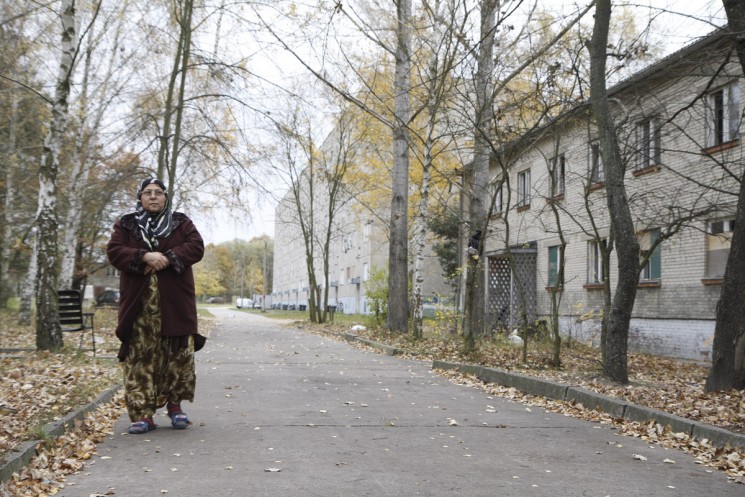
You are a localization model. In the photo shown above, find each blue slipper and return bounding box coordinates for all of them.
[128,419,156,434]
[168,411,190,429]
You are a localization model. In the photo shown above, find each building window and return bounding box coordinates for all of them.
[706,219,735,278]
[339,269,345,285]
[517,169,530,208]
[548,245,561,287]
[635,119,661,170]
[550,155,566,198]
[639,229,661,281]
[342,232,355,253]
[363,222,371,242]
[494,186,503,214]
[363,262,369,282]
[589,142,604,185]
[588,239,606,284]
[706,83,740,148]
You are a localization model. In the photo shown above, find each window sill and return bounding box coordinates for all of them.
[633,165,661,177]
[587,182,605,192]
[638,280,660,288]
[517,204,531,212]
[546,194,565,203]
[545,286,563,293]
[701,278,724,286]
[584,283,604,290]
[702,139,738,155]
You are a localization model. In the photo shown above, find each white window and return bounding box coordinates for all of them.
[588,239,606,284]
[494,186,503,214]
[706,83,740,147]
[639,229,661,281]
[342,233,354,253]
[550,154,566,197]
[635,119,661,170]
[548,246,561,287]
[590,142,604,184]
[706,219,735,278]
[363,222,371,242]
[517,169,530,207]
[363,262,369,281]
[339,269,345,285]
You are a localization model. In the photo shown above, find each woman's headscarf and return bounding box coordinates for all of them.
[135,178,174,250]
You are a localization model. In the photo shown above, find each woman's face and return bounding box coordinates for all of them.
[140,186,166,213]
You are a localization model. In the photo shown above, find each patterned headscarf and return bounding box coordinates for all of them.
[135,178,173,250]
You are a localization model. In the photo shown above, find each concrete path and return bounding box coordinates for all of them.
[61,309,738,497]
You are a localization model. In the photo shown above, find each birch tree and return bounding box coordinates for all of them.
[35,0,79,350]
[59,0,128,288]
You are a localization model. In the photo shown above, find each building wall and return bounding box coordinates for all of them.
[272,170,451,315]
[485,34,743,360]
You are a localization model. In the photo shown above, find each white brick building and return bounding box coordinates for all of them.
[483,29,742,361]
[271,131,452,315]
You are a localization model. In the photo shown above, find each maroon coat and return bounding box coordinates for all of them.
[107,212,205,360]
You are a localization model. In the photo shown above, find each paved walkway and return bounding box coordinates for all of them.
[61,309,738,497]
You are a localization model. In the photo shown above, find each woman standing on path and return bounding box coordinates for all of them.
[107,178,206,434]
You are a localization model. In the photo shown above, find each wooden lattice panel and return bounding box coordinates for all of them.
[487,252,537,331]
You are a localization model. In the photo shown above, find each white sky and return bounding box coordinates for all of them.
[194,0,726,246]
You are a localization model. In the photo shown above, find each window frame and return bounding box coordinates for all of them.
[706,82,740,148]
[587,238,606,285]
[548,245,561,287]
[550,154,566,198]
[635,118,661,171]
[706,219,735,279]
[639,229,661,281]
[589,142,604,185]
[517,169,531,208]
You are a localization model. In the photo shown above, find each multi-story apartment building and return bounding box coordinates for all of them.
[271,114,453,314]
[273,178,451,315]
[483,28,741,361]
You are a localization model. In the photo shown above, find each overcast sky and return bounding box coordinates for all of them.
[193,0,727,246]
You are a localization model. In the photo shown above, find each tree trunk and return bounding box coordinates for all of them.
[167,0,194,191]
[60,2,113,288]
[0,94,19,308]
[36,0,78,351]
[463,0,497,346]
[387,0,412,333]
[18,229,38,326]
[706,0,745,391]
[589,0,640,384]
[158,0,191,184]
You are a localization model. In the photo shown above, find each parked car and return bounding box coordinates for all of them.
[236,298,253,308]
[206,296,225,304]
[95,290,120,307]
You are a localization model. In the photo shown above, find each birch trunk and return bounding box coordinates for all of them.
[35,0,78,351]
[18,229,38,326]
[387,0,412,333]
[60,2,120,288]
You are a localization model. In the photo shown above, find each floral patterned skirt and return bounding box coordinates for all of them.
[122,274,196,421]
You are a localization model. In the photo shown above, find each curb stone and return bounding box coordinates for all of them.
[0,384,121,483]
[431,359,745,451]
